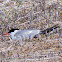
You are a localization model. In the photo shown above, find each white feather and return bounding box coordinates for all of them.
[10,30,40,41]
[9,24,59,41]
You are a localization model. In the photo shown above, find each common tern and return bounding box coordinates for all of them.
[3,24,59,41]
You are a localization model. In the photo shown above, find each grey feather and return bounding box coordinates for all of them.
[10,30,40,41]
[10,24,60,41]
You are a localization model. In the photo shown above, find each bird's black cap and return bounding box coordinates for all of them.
[8,28,19,33]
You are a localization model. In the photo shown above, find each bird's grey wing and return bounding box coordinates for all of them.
[14,30,40,41]
[40,24,60,34]
[28,30,40,39]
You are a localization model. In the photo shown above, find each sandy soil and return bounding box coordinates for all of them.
[0,0,62,62]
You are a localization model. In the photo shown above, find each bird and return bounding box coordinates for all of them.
[3,24,59,41]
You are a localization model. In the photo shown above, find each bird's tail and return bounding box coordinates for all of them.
[40,24,60,34]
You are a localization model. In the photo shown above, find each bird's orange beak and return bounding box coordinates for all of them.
[3,32,8,35]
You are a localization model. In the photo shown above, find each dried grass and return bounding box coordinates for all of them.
[0,0,62,62]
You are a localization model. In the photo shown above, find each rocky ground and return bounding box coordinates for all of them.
[0,0,62,62]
